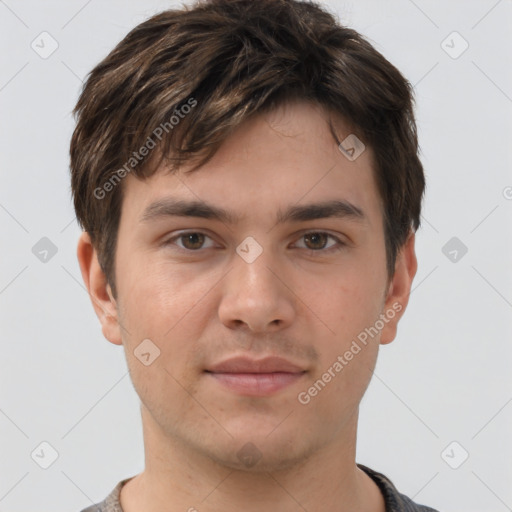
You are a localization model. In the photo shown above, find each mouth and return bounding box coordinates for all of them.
[204,356,307,396]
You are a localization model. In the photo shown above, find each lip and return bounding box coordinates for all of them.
[207,356,306,374]
[205,356,307,396]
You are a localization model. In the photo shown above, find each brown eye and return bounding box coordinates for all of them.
[163,231,218,253]
[294,232,346,254]
[303,232,329,250]
[179,232,206,250]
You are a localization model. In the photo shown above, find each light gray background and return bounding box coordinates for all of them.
[1,1,511,510]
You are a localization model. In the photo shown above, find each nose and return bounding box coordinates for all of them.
[218,246,296,334]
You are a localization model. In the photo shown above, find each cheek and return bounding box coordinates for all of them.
[115,262,212,418]
[116,258,222,378]
[304,267,385,341]
[299,278,382,419]
[300,268,384,393]
[119,255,215,331]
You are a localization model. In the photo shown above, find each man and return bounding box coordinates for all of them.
[71,0,439,510]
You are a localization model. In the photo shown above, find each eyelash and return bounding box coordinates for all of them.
[162,231,347,255]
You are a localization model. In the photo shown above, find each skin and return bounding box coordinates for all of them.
[78,99,417,512]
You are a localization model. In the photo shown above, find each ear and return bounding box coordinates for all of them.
[380,231,418,345]
[76,231,123,346]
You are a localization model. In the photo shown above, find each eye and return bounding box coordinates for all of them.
[164,231,217,251]
[294,232,346,253]
[162,230,346,254]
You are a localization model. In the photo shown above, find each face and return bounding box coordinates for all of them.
[79,100,416,472]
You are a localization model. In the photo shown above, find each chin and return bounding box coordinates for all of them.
[199,427,324,474]
[208,442,314,473]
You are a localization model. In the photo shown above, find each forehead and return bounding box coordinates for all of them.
[120,100,382,229]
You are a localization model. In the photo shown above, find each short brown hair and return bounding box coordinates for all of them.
[70,0,425,298]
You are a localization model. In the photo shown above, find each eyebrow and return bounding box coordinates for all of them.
[139,198,366,225]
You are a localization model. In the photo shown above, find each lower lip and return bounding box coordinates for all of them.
[207,372,306,396]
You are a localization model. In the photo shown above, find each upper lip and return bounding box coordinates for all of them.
[206,356,306,374]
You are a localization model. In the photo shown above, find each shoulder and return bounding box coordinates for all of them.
[357,463,441,512]
[78,478,132,512]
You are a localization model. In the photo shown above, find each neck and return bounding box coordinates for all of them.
[120,406,385,512]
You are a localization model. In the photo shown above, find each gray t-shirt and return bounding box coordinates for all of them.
[79,463,440,512]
